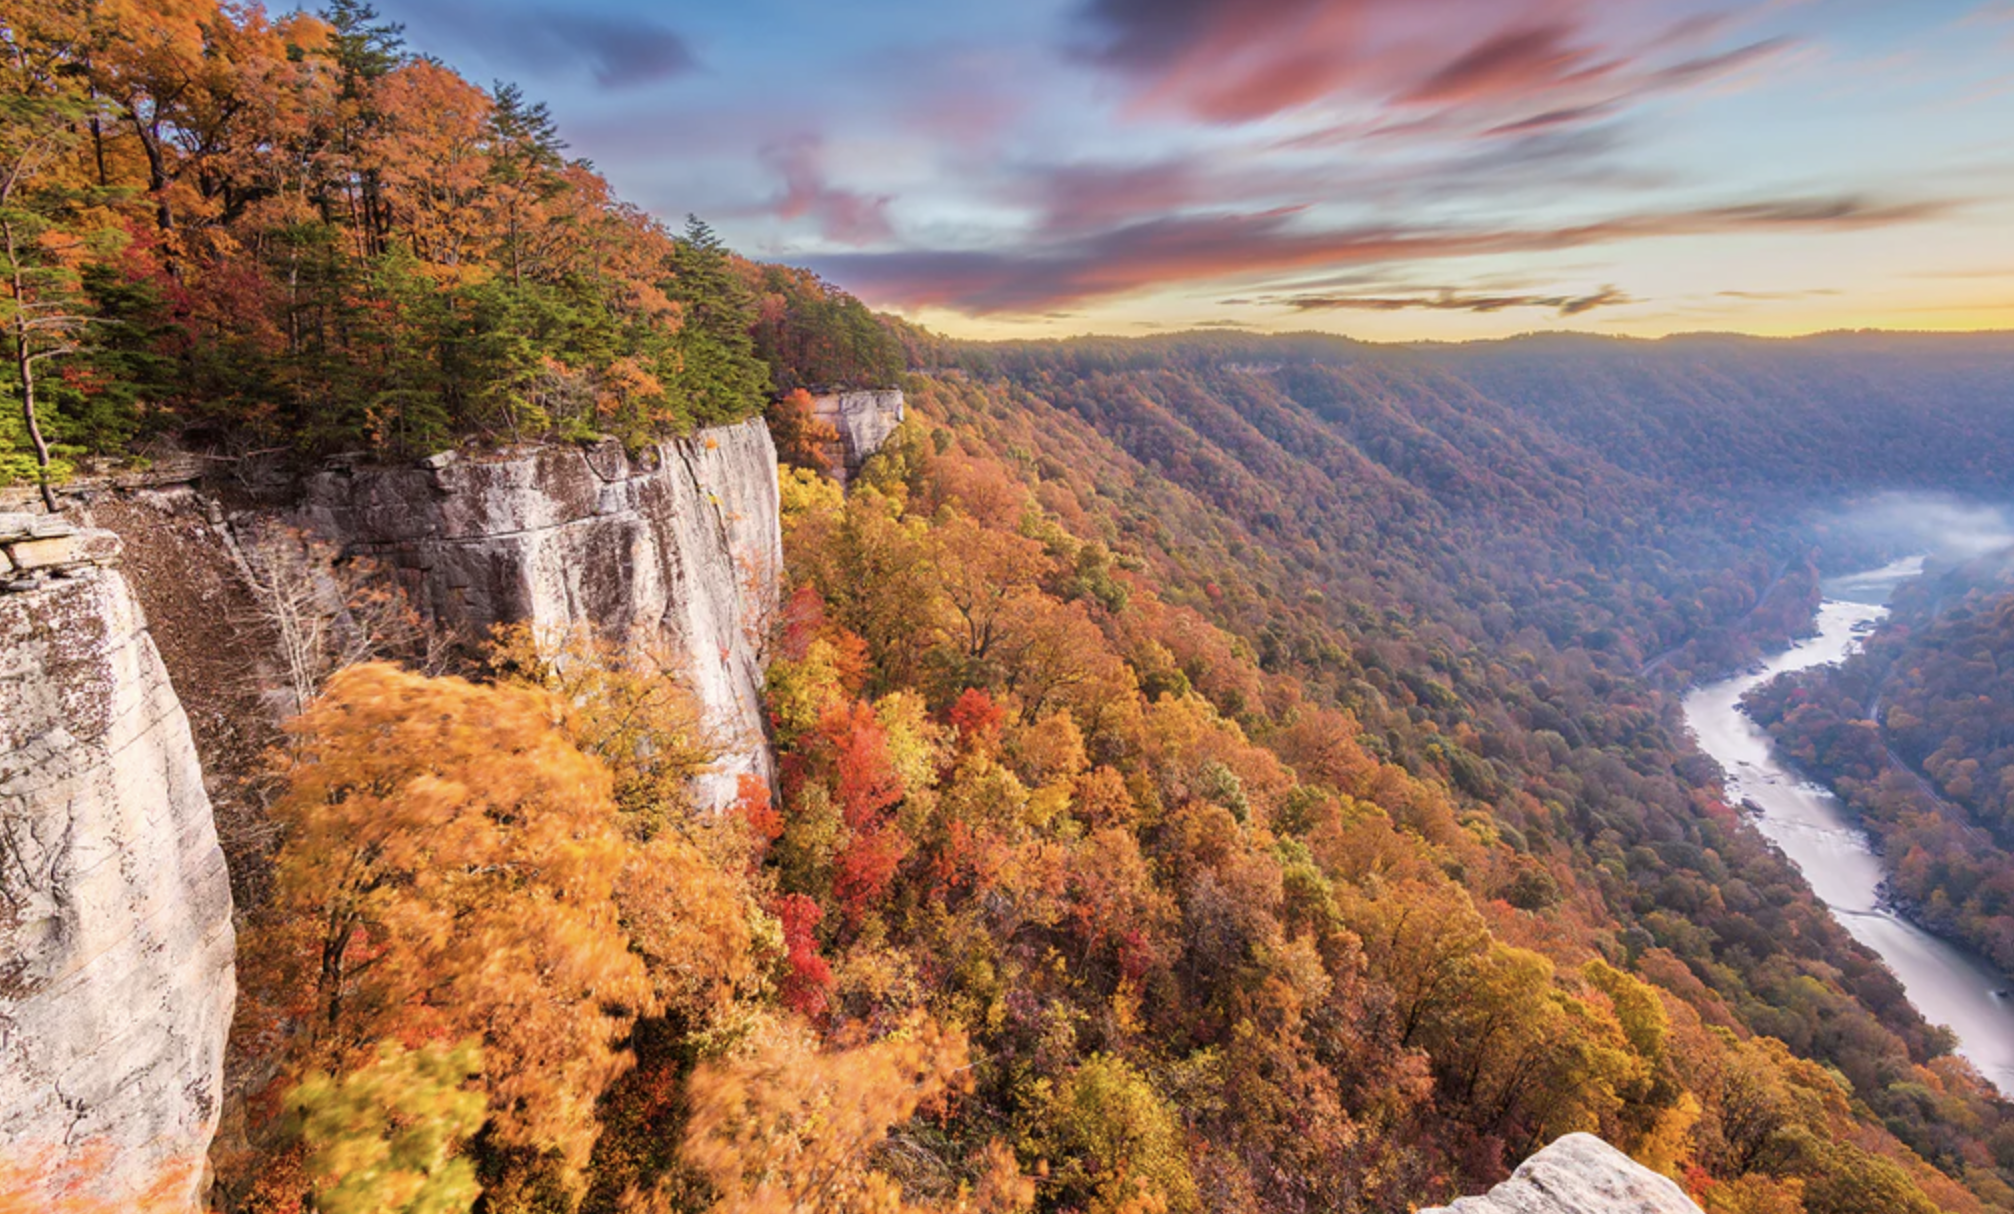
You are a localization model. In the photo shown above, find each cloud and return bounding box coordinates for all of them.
[764,140,894,245]
[1072,0,1791,135]
[1074,0,1400,123]
[810,193,1948,315]
[1280,285,1635,315]
[1650,37,1793,86]
[1715,288,1842,300]
[1399,23,1610,107]
[1484,102,1621,137]
[1029,161,1213,234]
[1012,124,1655,251]
[401,2,698,89]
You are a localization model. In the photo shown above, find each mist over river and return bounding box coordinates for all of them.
[1683,558,2014,1096]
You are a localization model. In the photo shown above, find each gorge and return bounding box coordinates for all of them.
[9,2,2014,1209]
[1686,559,2014,1096]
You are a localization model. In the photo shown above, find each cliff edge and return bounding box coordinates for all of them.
[297,418,783,807]
[0,515,235,1211]
[811,389,905,486]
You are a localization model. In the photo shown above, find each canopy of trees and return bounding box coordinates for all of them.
[203,363,2014,1213]
[187,332,2014,1214]
[0,0,898,493]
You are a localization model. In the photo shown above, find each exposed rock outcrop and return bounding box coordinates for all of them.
[297,418,782,807]
[810,389,905,486]
[0,515,235,1211]
[1423,1134,1701,1214]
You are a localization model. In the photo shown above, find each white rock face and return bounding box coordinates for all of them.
[0,525,235,1212]
[1423,1134,1701,1214]
[298,419,783,808]
[810,390,905,485]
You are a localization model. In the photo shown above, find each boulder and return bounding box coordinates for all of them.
[1422,1134,1701,1214]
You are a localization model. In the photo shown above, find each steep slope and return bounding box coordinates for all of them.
[847,352,2014,1210]
[296,421,784,807]
[0,517,234,1212]
[1426,331,2014,499]
[0,415,812,1211]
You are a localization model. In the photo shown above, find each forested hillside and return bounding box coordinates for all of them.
[1427,332,2014,500]
[206,376,2014,1214]
[1749,556,2014,972]
[12,5,2014,1214]
[744,367,2014,1214]
[200,339,2014,1214]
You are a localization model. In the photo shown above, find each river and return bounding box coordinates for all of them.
[1682,557,2014,1095]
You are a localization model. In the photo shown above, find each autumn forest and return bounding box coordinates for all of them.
[8,4,2014,1214]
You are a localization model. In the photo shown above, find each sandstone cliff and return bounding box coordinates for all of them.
[810,389,905,486]
[0,515,235,1211]
[0,411,866,1209]
[296,418,783,807]
[1423,1134,1701,1214]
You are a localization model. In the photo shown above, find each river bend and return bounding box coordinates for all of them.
[1682,559,2014,1095]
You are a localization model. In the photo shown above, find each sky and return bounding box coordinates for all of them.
[375,0,2014,342]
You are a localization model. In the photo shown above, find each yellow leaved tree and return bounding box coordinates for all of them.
[234,663,660,1209]
[677,1013,1033,1214]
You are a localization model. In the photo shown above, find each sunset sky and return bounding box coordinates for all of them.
[378,0,2014,341]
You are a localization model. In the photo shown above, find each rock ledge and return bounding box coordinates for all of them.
[1423,1134,1701,1214]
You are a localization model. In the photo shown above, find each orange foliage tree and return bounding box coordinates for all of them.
[679,1013,1031,1214]
[235,663,656,1204]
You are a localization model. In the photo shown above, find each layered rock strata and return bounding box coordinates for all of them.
[297,419,782,807]
[0,514,234,1212]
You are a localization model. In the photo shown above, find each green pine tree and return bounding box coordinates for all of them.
[666,215,767,428]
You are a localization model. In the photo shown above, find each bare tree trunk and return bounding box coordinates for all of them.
[18,341,55,513]
[128,109,181,283]
[3,216,58,512]
[86,86,109,188]
[131,114,176,234]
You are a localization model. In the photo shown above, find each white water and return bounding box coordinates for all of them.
[1683,557,2014,1095]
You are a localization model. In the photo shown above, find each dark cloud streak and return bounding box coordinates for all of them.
[1281,285,1634,315]
[1399,23,1608,106]
[810,194,1949,315]
[398,1,698,89]
[1072,0,1794,140]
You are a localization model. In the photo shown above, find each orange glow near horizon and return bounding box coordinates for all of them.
[385,0,2014,345]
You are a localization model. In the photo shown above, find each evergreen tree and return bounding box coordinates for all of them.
[322,0,407,90]
[667,215,767,426]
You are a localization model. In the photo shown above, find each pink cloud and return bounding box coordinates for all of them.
[1075,0,1787,132]
[811,194,1947,315]
[1399,23,1613,106]
[764,139,895,246]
